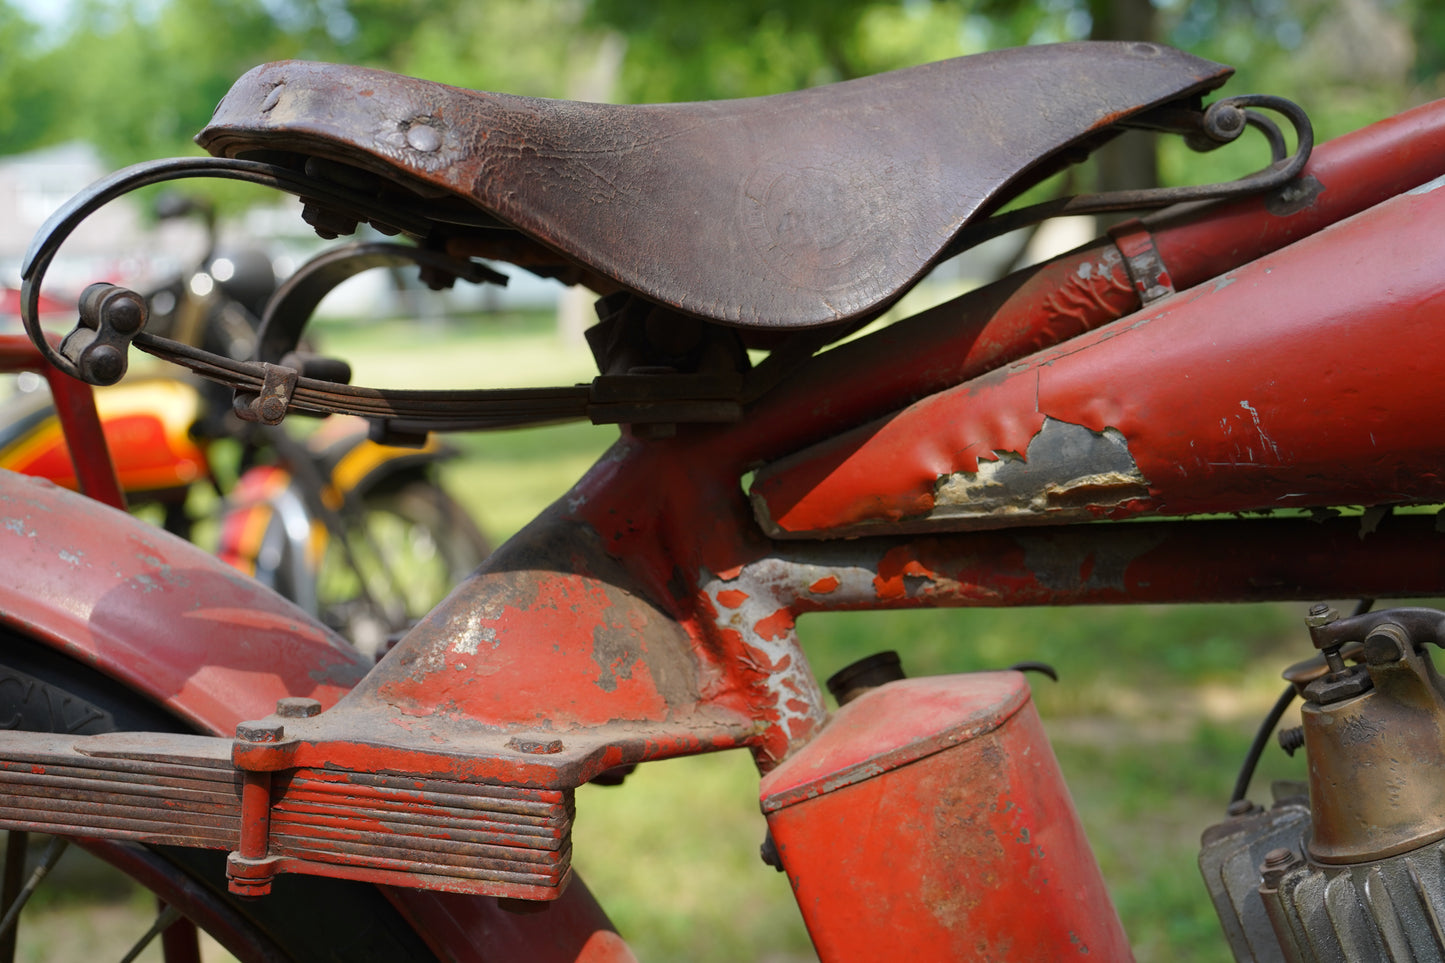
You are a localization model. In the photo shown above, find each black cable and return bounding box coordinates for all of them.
[1229,683,1298,806]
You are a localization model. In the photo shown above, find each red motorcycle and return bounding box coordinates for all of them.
[6,40,1445,962]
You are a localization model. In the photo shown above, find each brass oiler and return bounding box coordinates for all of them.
[1294,615,1445,864]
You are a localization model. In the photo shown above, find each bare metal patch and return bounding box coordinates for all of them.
[932,418,1148,524]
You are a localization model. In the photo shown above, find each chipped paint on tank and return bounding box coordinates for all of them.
[931,418,1148,523]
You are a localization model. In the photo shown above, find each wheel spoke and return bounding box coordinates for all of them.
[157,901,202,963]
[0,830,28,963]
[118,903,182,963]
[0,835,70,954]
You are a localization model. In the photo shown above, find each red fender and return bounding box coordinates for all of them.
[0,468,632,962]
[0,468,365,728]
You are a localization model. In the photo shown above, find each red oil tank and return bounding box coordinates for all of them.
[760,670,1131,961]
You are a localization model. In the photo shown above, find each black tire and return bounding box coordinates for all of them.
[0,629,437,962]
[316,476,492,657]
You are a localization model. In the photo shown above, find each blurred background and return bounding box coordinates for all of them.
[1,1,1444,960]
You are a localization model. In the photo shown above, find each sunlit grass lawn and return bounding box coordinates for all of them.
[314,309,1325,961]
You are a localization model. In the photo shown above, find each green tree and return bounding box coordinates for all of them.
[0,1,66,155]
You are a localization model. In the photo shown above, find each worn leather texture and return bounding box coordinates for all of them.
[200,42,1229,328]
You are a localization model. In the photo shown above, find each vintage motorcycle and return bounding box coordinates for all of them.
[0,197,492,655]
[6,39,1445,962]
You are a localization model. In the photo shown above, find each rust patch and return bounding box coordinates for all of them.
[931,417,1148,524]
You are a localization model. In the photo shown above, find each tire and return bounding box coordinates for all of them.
[0,629,437,962]
[316,476,492,658]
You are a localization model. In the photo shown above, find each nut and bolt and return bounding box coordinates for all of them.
[1278,726,1305,756]
[301,202,359,240]
[1304,664,1373,705]
[275,697,322,719]
[236,722,285,744]
[1226,799,1259,817]
[760,831,785,872]
[1260,847,1300,889]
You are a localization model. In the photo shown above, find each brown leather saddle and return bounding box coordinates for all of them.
[199,42,1229,330]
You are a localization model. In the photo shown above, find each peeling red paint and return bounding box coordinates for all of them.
[808,576,840,594]
[874,546,935,602]
[754,607,795,642]
[715,589,749,609]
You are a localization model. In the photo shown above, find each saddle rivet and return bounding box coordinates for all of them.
[260,84,283,113]
[406,123,442,153]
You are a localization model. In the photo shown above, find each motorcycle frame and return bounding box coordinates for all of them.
[5,95,1445,961]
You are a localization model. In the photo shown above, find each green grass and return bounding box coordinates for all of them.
[306,312,1330,961]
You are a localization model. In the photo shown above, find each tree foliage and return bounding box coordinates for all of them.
[0,0,1435,170]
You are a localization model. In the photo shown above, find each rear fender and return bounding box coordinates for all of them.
[0,468,628,961]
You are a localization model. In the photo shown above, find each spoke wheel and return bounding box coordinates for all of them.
[317,477,491,657]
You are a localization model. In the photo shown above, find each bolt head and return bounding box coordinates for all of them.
[1259,846,1301,889]
[81,344,125,386]
[102,294,145,335]
[257,395,288,424]
[275,697,322,719]
[1303,664,1374,705]
[1304,604,1340,628]
[236,721,285,743]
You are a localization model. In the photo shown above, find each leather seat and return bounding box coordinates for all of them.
[199,42,1228,329]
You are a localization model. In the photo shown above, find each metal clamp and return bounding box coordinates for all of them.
[233,362,299,425]
[1108,220,1176,305]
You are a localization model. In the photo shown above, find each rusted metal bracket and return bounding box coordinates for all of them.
[1108,219,1176,305]
[232,362,298,425]
[57,283,148,386]
[587,372,744,425]
[0,721,578,901]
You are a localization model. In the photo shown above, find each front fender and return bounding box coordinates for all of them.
[0,467,368,731]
